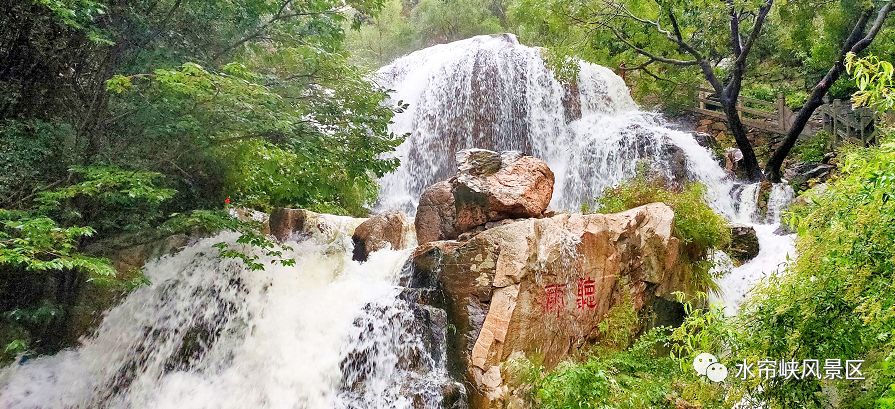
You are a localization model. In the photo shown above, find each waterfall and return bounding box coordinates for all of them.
[1,226,451,409]
[2,33,796,407]
[375,33,794,314]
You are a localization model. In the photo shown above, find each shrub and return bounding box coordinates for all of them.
[739,130,895,408]
[505,327,679,409]
[595,171,731,294]
[790,130,831,163]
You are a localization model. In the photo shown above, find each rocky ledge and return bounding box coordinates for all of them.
[402,149,690,408]
[263,149,695,409]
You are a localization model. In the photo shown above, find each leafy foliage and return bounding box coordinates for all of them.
[0,211,115,281]
[505,327,679,409]
[736,130,895,408]
[345,0,506,68]
[0,119,76,206]
[847,53,895,113]
[790,130,831,164]
[35,166,176,235]
[108,60,402,215]
[594,171,731,293]
[507,317,743,408]
[1,0,405,360]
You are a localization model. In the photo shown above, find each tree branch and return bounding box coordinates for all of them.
[598,22,700,66]
[210,0,339,63]
[727,0,743,57]
[765,1,893,181]
[735,0,773,69]
[725,0,773,97]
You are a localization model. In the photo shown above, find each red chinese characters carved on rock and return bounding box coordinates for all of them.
[576,278,597,310]
[543,284,566,314]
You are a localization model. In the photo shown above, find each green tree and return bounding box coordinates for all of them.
[508,0,894,181]
[346,0,417,68]
[0,0,405,360]
[410,0,504,44]
[847,52,895,112]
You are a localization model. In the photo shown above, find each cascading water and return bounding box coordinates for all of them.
[0,226,452,408]
[2,33,796,407]
[375,33,794,314]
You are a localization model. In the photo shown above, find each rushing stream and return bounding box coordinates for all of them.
[0,34,795,408]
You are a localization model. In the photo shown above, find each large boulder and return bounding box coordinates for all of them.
[352,211,413,261]
[727,223,759,263]
[414,149,555,245]
[416,181,459,244]
[409,203,685,408]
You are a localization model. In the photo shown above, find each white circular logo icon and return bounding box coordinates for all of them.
[693,352,718,376]
[706,362,729,382]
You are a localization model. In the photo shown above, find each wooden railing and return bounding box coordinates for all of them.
[694,87,796,135]
[816,99,877,147]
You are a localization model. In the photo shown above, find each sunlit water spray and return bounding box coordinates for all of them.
[2,34,795,407]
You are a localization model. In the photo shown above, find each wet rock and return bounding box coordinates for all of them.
[774,223,794,236]
[562,81,582,122]
[453,149,554,233]
[784,162,834,192]
[727,223,759,263]
[416,181,459,244]
[338,296,453,407]
[67,234,193,349]
[664,144,689,183]
[756,180,773,222]
[823,151,837,165]
[414,149,554,245]
[352,211,412,261]
[724,148,747,179]
[411,203,685,407]
[693,132,719,151]
[269,208,311,241]
[269,208,365,242]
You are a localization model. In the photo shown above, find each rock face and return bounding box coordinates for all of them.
[352,211,413,261]
[727,223,760,263]
[409,203,685,408]
[785,162,834,192]
[64,234,193,349]
[416,181,459,244]
[414,149,555,245]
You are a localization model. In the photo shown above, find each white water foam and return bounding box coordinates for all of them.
[0,225,449,409]
[374,33,794,314]
[1,34,797,408]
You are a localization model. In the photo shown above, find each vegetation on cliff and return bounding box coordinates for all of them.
[592,171,731,294]
[517,64,895,407]
[0,0,402,362]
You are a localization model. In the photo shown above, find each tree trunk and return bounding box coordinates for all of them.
[763,91,827,181]
[764,3,892,181]
[722,98,763,181]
